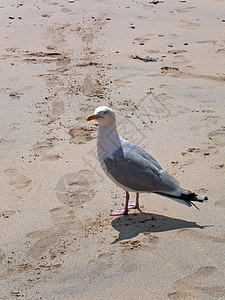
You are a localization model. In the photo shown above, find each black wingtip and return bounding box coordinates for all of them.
[154,191,208,209]
[190,201,200,210]
[185,193,208,209]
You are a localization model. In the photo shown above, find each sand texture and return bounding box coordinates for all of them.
[0,0,225,299]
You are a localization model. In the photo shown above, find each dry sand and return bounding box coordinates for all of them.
[0,0,225,299]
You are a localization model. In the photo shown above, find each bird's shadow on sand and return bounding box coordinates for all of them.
[111,212,210,244]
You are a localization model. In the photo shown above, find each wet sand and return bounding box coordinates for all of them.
[0,0,225,299]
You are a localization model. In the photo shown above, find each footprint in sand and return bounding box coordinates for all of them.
[82,75,102,97]
[168,266,225,299]
[27,228,69,260]
[208,128,225,147]
[177,229,225,243]
[120,252,139,273]
[33,140,54,154]
[82,32,94,42]
[51,99,65,115]
[33,140,62,161]
[204,115,219,125]
[4,169,32,188]
[69,125,96,144]
[87,251,114,278]
[26,207,83,260]
[55,170,96,207]
[50,207,75,224]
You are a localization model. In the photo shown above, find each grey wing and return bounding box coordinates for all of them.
[122,140,163,171]
[104,146,181,194]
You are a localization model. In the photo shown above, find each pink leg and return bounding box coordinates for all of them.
[110,191,130,216]
[136,193,139,209]
[126,193,140,210]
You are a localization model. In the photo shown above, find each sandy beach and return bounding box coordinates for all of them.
[0,0,225,299]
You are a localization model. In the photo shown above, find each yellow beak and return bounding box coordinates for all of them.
[87,114,98,121]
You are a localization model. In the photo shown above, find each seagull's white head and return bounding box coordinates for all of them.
[87,106,116,126]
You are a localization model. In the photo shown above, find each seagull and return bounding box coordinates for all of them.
[87,106,208,216]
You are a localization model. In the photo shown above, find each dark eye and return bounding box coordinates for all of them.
[104,111,108,114]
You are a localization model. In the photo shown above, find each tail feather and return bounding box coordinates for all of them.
[155,191,208,209]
